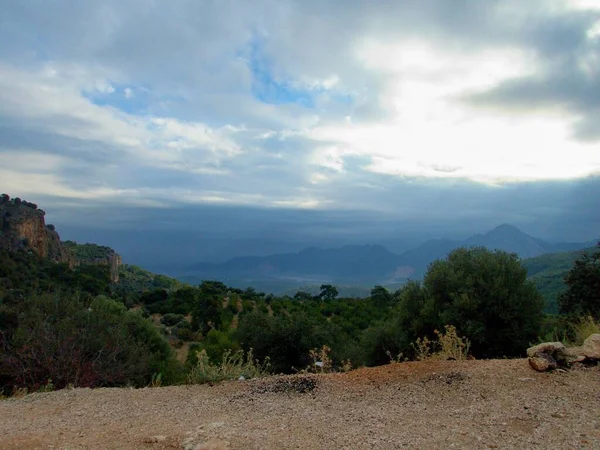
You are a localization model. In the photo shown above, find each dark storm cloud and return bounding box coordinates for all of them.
[462,5,600,141]
[0,0,598,260]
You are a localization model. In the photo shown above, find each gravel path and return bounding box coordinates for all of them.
[0,359,599,449]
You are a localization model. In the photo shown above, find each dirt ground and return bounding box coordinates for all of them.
[0,359,599,449]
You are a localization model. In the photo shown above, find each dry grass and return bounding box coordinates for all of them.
[413,325,471,361]
[186,349,270,384]
[571,316,600,346]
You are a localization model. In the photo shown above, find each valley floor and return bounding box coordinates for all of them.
[0,359,599,449]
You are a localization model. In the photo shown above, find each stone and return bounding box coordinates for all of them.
[529,354,557,372]
[562,346,587,363]
[582,334,600,360]
[526,342,565,358]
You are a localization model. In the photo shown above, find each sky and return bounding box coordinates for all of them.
[0,0,599,266]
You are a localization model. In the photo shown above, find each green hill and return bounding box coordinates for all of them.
[118,264,183,294]
[522,247,595,314]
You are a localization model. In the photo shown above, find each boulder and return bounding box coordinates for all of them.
[526,342,565,358]
[527,334,600,372]
[582,333,600,360]
[529,354,557,372]
[562,346,587,363]
[526,342,573,369]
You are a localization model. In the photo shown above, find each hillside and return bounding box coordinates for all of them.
[117,264,183,294]
[1,360,598,449]
[181,224,594,293]
[0,194,73,264]
[522,247,596,314]
[187,244,406,284]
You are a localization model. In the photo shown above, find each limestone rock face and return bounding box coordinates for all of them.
[64,241,122,283]
[0,194,74,264]
[0,194,121,282]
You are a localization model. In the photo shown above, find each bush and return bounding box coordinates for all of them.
[186,349,270,384]
[238,310,337,373]
[160,313,185,327]
[413,325,471,361]
[558,244,600,318]
[570,316,600,346]
[360,318,406,366]
[0,292,182,393]
[197,329,240,363]
[172,323,196,341]
[406,247,544,358]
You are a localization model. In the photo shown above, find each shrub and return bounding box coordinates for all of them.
[160,313,185,327]
[413,325,471,361]
[360,318,406,366]
[402,247,544,358]
[197,329,240,363]
[186,349,270,384]
[238,311,332,373]
[304,345,333,373]
[570,316,600,346]
[0,292,182,393]
[558,244,600,318]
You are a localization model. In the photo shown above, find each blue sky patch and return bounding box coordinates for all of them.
[244,37,348,108]
[82,82,149,114]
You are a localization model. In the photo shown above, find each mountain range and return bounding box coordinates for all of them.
[181,224,595,290]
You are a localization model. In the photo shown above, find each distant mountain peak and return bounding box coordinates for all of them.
[486,223,526,236]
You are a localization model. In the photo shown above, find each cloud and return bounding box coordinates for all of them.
[0,0,598,247]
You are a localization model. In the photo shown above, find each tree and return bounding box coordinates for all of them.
[400,247,544,358]
[0,293,181,393]
[319,284,339,301]
[370,285,393,309]
[558,244,600,318]
[294,291,313,302]
[238,310,331,373]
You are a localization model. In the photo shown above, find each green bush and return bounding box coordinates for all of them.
[0,292,182,394]
[398,247,544,358]
[197,329,240,363]
[558,244,600,318]
[160,313,185,327]
[238,310,334,373]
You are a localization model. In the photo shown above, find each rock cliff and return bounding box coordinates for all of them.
[0,194,73,264]
[63,241,122,283]
[0,193,121,282]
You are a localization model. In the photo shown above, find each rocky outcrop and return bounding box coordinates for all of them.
[527,334,600,372]
[0,194,74,264]
[0,194,121,283]
[63,241,122,283]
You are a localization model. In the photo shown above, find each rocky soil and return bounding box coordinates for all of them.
[1,359,599,449]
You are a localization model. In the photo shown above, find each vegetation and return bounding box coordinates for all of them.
[186,348,270,384]
[1,238,597,396]
[0,292,182,393]
[522,247,596,314]
[413,325,471,361]
[63,241,115,261]
[558,244,600,318]
[570,316,600,346]
[117,264,182,294]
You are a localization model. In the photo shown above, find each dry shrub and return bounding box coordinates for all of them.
[571,316,600,346]
[186,348,270,384]
[413,325,471,361]
[299,345,353,374]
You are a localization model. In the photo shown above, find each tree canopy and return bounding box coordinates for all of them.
[558,243,600,318]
